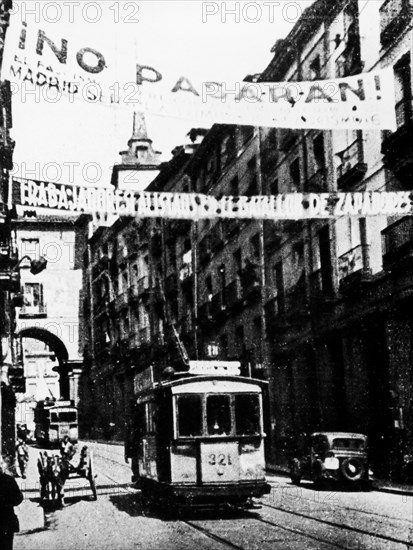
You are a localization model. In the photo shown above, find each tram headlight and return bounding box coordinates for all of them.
[240,440,260,453]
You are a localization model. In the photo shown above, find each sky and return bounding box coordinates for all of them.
[4,0,316,187]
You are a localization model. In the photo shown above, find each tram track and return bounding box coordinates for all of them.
[89,445,413,549]
[265,481,413,525]
[259,501,413,548]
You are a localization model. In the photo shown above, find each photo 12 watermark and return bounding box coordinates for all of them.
[10,2,140,24]
[202,2,303,23]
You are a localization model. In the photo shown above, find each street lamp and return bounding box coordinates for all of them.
[16,255,48,276]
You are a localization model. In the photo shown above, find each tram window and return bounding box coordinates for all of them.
[177,395,202,436]
[59,412,77,423]
[206,395,231,435]
[50,411,77,423]
[235,394,260,435]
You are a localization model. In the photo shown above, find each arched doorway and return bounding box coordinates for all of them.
[16,327,70,399]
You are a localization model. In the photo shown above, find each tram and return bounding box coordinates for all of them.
[34,399,78,446]
[125,362,271,508]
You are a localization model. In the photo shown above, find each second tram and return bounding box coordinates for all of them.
[125,362,271,508]
[34,399,78,446]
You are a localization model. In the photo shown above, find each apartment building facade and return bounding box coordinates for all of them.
[82,0,412,478]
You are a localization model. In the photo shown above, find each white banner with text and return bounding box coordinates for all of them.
[15,179,412,220]
[1,15,397,130]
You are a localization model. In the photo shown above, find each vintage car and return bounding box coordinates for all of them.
[289,432,372,487]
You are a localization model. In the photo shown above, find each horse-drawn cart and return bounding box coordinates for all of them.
[38,445,97,506]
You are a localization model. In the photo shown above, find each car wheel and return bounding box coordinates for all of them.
[290,459,301,485]
[340,458,366,482]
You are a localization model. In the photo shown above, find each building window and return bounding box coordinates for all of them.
[318,225,333,295]
[23,283,44,307]
[250,234,260,261]
[313,134,325,171]
[309,55,321,80]
[289,158,301,189]
[393,54,412,128]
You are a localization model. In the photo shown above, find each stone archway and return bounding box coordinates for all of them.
[16,326,74,401]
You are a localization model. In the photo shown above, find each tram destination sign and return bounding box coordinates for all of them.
[188,361,241,376]
[15,178,413,220]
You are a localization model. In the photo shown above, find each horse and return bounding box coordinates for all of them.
[38,452,70,507]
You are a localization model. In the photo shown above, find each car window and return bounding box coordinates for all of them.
[311,435,329,455]
[332,438,365,451]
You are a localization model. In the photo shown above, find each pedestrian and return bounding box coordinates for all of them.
[60,435,75,461]
[16,439,29,479]
[0,458,23,550]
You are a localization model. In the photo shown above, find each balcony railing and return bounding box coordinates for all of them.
[382,216,413,267]
[284,278,307,313]
[225,279,242,308]
[129,331,140,350]
[19,304,47,317]
[305,168,327,193]
[380,0,412,45]
[211,292,226,318]
[138,275,150,295]
[114,291,129,310]
[337,138,367,189]
[139,326,151,345]
[337,244,372,294]
[179,262,193,283]
[179,314,193,336]
[309,269,323,299]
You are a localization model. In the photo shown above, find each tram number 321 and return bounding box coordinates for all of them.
[208,453,232,466]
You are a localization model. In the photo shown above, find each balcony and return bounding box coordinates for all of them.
[19,304,47,318]
[380,0,412,46]
[264,296,284,334]
[115,291,129,311]
[381,101,413,186]
[129,284,139,301]
[179,261,193,285]
[284,278,308,315]
[309,269,323,301]
[211,292,226,319]
[305,168,327,193]
[242,280,261,304]
[197,301,214,328]
[260,129,279,177]
[338,244,372,293]
[129,331,140,350]
[335,30,363,78]
[139,326,151,345]
[382,216,413,268]
[138,275,150,296]
[179,314,194,337]
[225,279,242,310]
[337,139,367,189]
